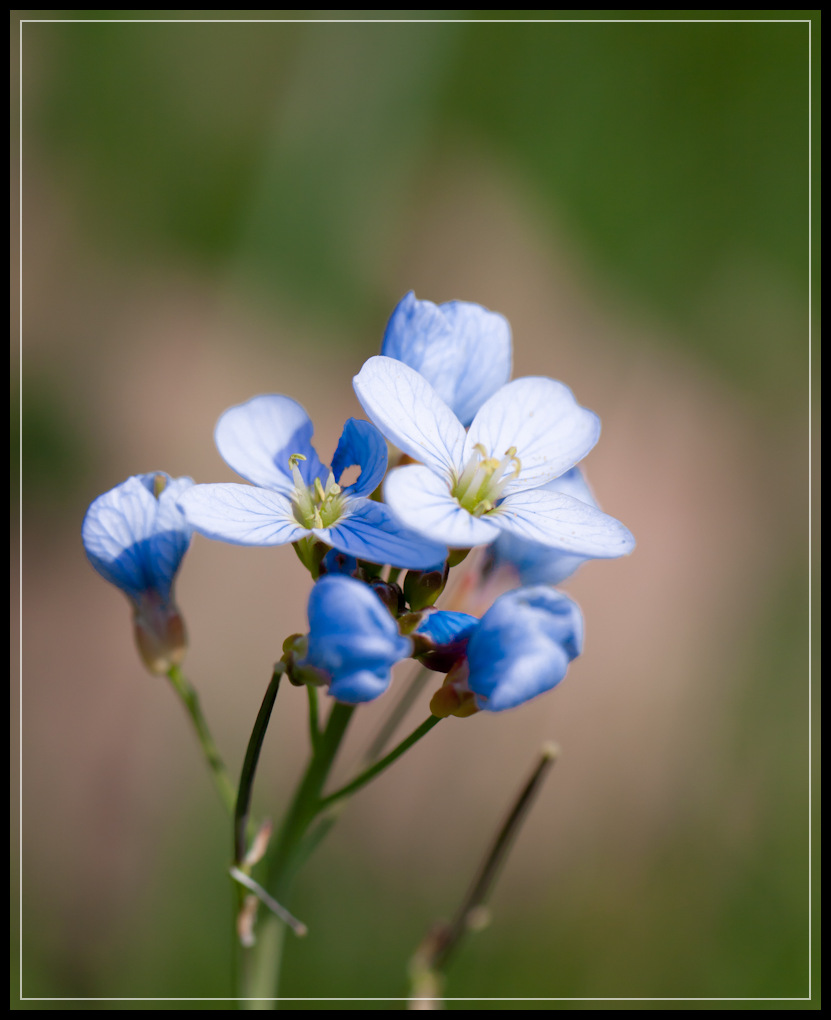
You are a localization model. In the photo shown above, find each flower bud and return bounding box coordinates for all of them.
[402,561,448,611]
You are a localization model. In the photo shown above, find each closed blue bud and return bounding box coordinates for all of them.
[413,609,478,673]
[300,575,412,704]
[466,587,584,711]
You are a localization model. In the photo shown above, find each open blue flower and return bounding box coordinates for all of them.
[299,575,413,703]
[82,472,193,673]
[465,587,584,711]
[487,468,601,586]
[177,395,446,570]
[353,357,634,557]
[381,292,512,426]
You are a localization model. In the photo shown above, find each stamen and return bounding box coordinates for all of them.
[289,456,346,529]
[452,445,523,517]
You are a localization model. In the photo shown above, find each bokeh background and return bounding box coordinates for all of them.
[14,11,818,1007]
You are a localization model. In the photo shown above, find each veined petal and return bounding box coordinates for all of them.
[353,356,466,478]
[415,609,479,647]
[330,417,388,497]
[83,473,193,602]
[384,464,501,548]
[490,468,599,585]
[141,475,195,597]
[381,292,511,426]
[494,488,635,558]
[466,377,601,492]
[467,587,583,711]
[214,395,326,493]
[177,483,307,546]
[439,300,512,426]
[317,497,448,569]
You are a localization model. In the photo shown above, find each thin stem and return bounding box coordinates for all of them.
[230,866,307,938]
[234,665,283,863]
[320,715,441,811]
[242,702,356,1008]
[166,664,236,814]
[363,666,432,765]
[306,683,322,754]
[266,701,356,896]
[426,742,559,981]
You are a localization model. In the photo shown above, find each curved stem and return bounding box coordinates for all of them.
[320,715,441,811]
[363,666,432,765]
[234,665,283,863]
[408,741,559,1005]
[166,664,236,814]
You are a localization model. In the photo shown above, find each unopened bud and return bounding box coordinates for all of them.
[369,578,404,615]
[403,562,448,611]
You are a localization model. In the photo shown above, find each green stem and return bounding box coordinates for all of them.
[363,666,432,765]
[306,683,322,754]
[234,665,283,863]
[242,702,356,1008]
[320,715,440,811]
[267,701,356,897]
[166,664,236,814]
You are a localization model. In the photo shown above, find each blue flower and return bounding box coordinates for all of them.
[381,292,512,426]
[487,468,601,586]
[412,608,479,673]
[429,587,584,715]
[82,472,194,673]
[299,575,413,703]
[466,587,584,711]
[353,357,634,557]
[176,395,446,570]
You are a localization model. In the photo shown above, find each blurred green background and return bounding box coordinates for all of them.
[14,11,817,1008]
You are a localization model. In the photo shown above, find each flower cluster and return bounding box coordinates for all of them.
[83,291,633,712]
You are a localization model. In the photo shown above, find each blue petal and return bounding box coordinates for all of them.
[214,395,327,493]
[177,483,307,546]
[330,418,388,497]
[466,377,601,493]
[302,575,412,703]
[415,610,479,647]
[320,549,360,577]
[384,464,501,548]
[82,473,193,602]
[353,356,466,479]
[494,488,635,558]
[466,587,584,711]
[318,498,447,569]
[381,292,511,426]
[490,469,599,584]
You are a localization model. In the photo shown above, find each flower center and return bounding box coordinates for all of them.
[451,444,521,516]
[289,454,345,529]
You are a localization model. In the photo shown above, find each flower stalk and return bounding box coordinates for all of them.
[166,664,236,815]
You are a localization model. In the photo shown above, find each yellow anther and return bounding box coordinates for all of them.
[288,453,307,468]
[152,474,167,499]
